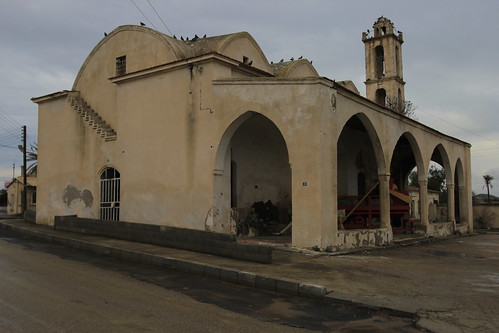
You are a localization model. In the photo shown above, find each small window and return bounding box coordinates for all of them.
[115,56,126,76]
[31,190,36,205]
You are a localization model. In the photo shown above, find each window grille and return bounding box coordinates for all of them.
[115,56,126,76]
[100,168,120,221]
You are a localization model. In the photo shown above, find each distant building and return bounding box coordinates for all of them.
[32,17,472,250]
[6,176,36,215]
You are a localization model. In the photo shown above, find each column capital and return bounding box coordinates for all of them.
[418,179,428,187]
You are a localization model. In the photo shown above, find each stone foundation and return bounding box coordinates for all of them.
[335,228,392,251]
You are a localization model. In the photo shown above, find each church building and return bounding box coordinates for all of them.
[32,17,472,250]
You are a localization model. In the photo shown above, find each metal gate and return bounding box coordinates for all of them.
[100,168,120,221]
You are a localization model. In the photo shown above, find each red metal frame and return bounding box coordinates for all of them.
[338,193,413,232]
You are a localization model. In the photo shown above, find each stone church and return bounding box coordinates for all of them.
[33,17,472,250]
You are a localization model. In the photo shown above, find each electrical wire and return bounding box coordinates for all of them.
[0,144,17,149]
[0,106,22,152]
[129,0,158,30]
[419,108,499,147]
[146,0,173,35]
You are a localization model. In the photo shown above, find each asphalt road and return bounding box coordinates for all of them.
[0,228,420,332]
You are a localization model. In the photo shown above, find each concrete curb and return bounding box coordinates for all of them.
[0,221,327,299]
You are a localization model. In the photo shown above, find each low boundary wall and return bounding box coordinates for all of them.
[54,216,272,264]
[473,204,499,229]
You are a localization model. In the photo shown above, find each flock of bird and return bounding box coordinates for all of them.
[270,56,309,65]
[104,23,312,65]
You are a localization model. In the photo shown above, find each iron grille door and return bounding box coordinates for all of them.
[100,168,120,221]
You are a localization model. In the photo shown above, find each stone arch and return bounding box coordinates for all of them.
[337,113,385,229]
[430,144,452,183]
[428,144,452,222]
[217,32,272,73]
[390,132,424,189]
[211,112,291,237]
[389,132,425,230]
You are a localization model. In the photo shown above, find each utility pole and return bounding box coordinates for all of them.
[22,126,27,214]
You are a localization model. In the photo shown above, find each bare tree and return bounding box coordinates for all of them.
[385,96,417,119]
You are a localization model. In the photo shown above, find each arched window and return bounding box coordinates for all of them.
[395,46,400,76]
[376,88,386,106]
[100,167,120,221]
[375,45,385,78]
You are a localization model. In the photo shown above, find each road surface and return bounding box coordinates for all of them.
[0,228,419,332]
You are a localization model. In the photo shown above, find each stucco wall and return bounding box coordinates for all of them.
[473,205,499,229]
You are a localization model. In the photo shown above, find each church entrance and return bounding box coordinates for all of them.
[213,112,291,238]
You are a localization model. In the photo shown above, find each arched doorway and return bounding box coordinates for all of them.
[337,114,383,229]
[213,113,291,238]
[100,167,120,221]
[427,145,452,222]
[390,133,422,231]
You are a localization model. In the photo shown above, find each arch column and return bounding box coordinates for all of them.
[458,185,467,223]
[378,173,391,230]
[447,183,455,223]
[418,179,429,231]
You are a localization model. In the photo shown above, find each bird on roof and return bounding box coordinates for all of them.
[248,60,253,65]
[290,57,294,61]
[173,35,177,39]
[280,59,284,63]
[298,55,303,59]
[192,35,199,41]
[140,22,146,26]
[270,61,273,64]
[203,34,207,38]
[104,32,107,37]
[186,37,189,41]
[181,36,184,41]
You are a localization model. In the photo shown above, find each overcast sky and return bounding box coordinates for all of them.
[1,0,498,195]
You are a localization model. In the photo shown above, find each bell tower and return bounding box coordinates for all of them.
[362,17,405,108]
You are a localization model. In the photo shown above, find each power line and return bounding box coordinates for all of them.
[146,0,173,35]
[419,108,499,148]
[0,124,20,139]
[0,106,22,129]
[0,115,21,132]
[0,144,18,149]
[129,0,159,30]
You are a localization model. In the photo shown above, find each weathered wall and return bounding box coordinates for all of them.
[473,205,499,229]
[426,222,455,237]
[336,228,392,251]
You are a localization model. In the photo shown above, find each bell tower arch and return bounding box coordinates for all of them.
[362,17,405,108]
